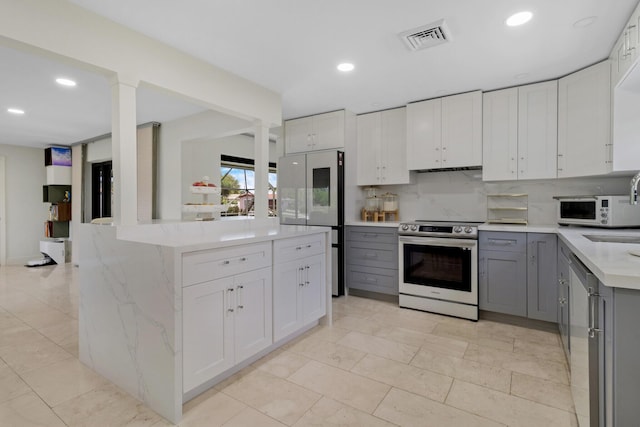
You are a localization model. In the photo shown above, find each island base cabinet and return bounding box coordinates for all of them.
[182,267,272,393]
[273,254,326,342]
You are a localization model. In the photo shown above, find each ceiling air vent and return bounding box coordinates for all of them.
[399,19,451,51]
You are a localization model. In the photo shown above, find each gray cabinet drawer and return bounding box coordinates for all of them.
[479,231,526,253]
[346,226,398,244]
[347,265,398,295]
[346,241,398,269]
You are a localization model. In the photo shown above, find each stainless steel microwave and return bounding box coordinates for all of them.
[556,195,640,227]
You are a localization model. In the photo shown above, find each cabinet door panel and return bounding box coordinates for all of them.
[313,111,345,150]
[356,112,381,185]
[482,88,518,181]
[302,254,326,323]
[441,91,482,168]
[285,117,313,154]
[273,259,303,341]
[527,234,558,322]
[558,61,611,177]
[518,81,558,180]
[234,268,273,363]
[406,98,441,170]
[380,107,410,184]
[183,277,234,392]
[479,250,527,316]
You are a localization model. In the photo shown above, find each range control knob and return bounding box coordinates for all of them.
[453,226,462,233]
[464,226,472,234]
[410,224,418,231]
[401,224,409,231]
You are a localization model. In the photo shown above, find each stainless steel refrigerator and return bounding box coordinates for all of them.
[278,150,344,296]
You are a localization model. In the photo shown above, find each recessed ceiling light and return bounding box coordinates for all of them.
[7,108,25,115]
[506,11,533,27]
[573,16,597,28]
[337,63,355,72]
[56,78,77,87]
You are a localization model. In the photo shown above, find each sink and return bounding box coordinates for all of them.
[583,234,640,244]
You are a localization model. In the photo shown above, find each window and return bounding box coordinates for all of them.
[220,155,277,216]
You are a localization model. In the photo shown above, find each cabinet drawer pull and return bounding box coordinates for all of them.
[239,257,247,262]
[363,233,378,238]
[487,239,515,246]
[296,246,302,250]
[306,244,312,248]
[364,253,378,258]
[222,260,230,265]
[365,277,378,283]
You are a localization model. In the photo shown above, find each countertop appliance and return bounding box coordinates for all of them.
[555,195,640,227]
[398,220,480,320]
[278,150,344,296]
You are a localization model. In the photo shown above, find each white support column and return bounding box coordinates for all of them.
[253,122,270,220]
[111,76,139,225]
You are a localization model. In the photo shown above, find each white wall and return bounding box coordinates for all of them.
[0,144,49,264]
[355,171,633,225]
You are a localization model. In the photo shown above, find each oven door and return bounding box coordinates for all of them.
[399,235,478,305]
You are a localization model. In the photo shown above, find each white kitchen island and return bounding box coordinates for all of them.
[78,218,332,424]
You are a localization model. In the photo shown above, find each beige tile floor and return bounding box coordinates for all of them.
[0,264,578,426]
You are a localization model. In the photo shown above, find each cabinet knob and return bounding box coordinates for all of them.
[222,260,230,265]
[442,147,447,151]
[239,257,247,262]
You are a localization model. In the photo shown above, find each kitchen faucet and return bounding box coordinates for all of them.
[631,171,640,204]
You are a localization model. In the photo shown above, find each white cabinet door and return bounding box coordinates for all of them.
[356,112,381,185]
[273,259,303,341]
[357,108,410,185]
[313,111,345,151]
[301,254,326,323]
[518,81,558,180]
[406,98,442,170]
[183,277,234,392]
[558,61,611,178]
[441,91,482,168]
[284,117,314,154]
[380,107,410,184]
[482,88,518,181]
[233,268,272,363]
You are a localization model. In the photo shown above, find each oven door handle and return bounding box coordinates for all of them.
[398,236,477,248]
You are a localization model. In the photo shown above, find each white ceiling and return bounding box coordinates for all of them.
[2,0,639,148]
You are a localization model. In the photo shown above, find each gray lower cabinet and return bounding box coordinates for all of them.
[527,233,558,322]
[557,239,571,356]
[345,226,398,295]
[479,232,528,316]
[479,231,557,321]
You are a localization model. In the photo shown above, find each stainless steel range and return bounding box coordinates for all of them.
[398,220,480,321]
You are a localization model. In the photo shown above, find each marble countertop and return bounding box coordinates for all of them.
[113,218,330,253]
[556,227,640,290]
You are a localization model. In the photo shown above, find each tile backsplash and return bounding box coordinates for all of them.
[354,170,633,225]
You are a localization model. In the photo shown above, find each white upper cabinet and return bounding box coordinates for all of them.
[407,91,481,170]
[518,81,558,180]
[482,88,518,181]
[285,110,346,153]
[483,81,557,181]
[558,61,611,178]
[441,91,483,168]
[610,4,640,87]
[407,98,441,170]
[356,107,410,185]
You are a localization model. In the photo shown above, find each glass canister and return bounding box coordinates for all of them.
[365,195,381,211]
[382,192,398,211]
